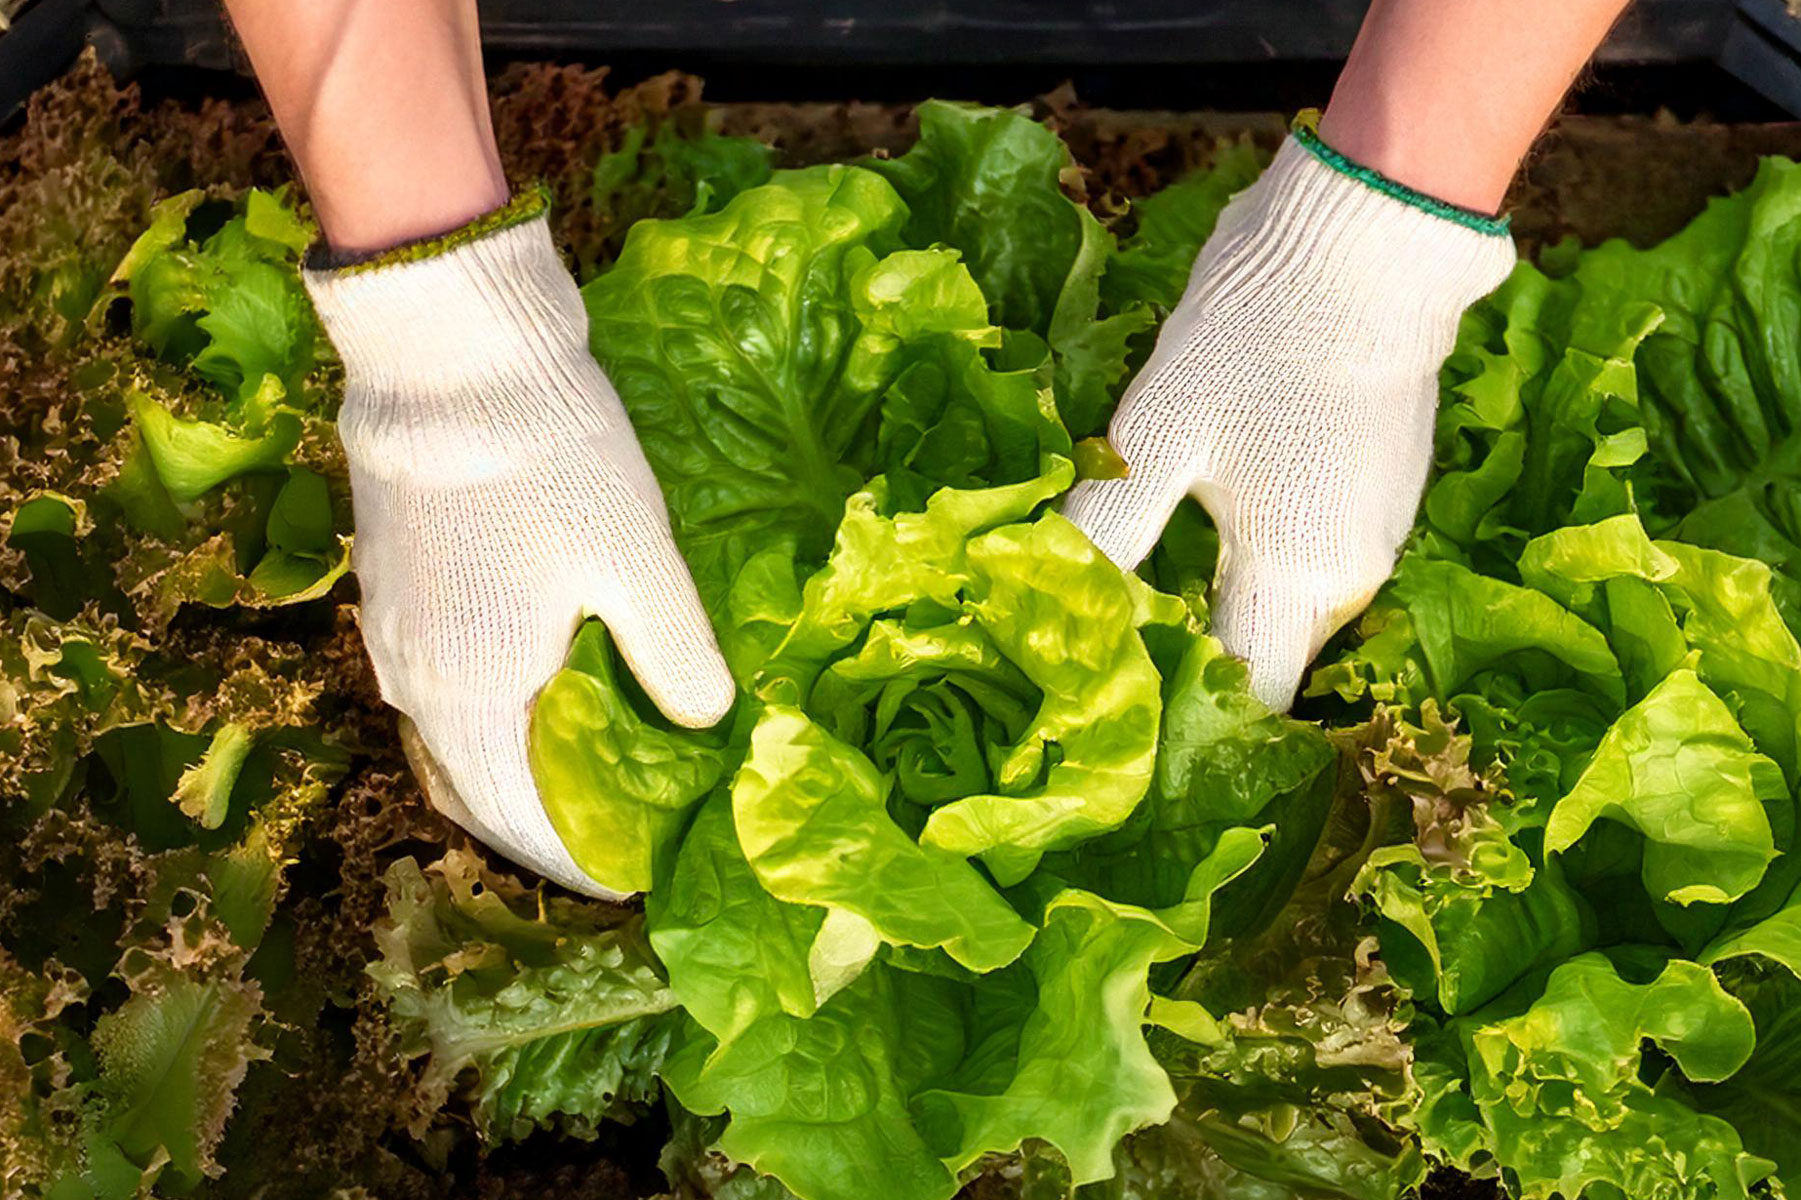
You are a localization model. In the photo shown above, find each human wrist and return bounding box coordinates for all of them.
[1315,0,1632,219]
[311,159,511,259]
[230,0,513,259]
[1315,101,1513,218]
[307,186,551,273]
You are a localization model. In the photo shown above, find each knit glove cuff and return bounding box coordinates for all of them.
[1188,131,1517,338]
[302,201,622,482]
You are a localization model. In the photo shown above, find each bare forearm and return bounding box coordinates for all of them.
[221,0,508,254]
[1320,0,1633,214]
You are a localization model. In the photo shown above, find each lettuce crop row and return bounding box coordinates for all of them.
[6,59,1801,1200]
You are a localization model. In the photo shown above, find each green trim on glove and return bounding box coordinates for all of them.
[306,184,554,274]
[1290,110,1510,237]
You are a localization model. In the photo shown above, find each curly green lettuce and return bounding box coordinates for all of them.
[1324,155,1801,1200]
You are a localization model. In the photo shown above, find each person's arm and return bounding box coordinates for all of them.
[221,0,508,253]
[1320,0,1633,215]
[1065,0,1631,711]
[220,0,735,898]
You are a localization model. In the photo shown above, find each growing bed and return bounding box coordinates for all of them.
[5,51,1801,1200]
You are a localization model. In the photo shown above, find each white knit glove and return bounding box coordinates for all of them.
[1065,132,1515,710]
[304,207,735,897]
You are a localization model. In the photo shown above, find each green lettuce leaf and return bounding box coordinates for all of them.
[1052,633,1337,925]
[749,482,1179,886]
[80,962,265,1197]
[1545,669,1782,906]
[1457,954,1769,1200]
[656,834,1261,1200]
[531,621,731,894]
[647,795,828,1049]
[1148,743,1427,1200]
[590,118,775,269]
[914,514,1180,881]
[733,703,1035,973]
[115,189,318,406]
[1101,139,1266,315]
[1654,540,1801,782]
[1576,160,1801,583]
[1356,843,1589,1016]
[1684,964,1801,1186]
[367,853,678,1140]
[1387,555,1624,707]
[582,166,1037,662]
[909,886,1208,1180]
[862,100,1166,436]
[862,100,1087,337]
[125,387,299,503]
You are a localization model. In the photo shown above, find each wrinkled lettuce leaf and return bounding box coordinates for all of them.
[1316,151,1801,1200]
[114,188,318,407]
[653,792,1262,1200]
[581,165,1069,671]
[1455,955,1768,1200]
[531,622,731,894]
[863,100,1201,437]
[1545,668,1782,906]
[367,852,678,1140]
[590,117,776,269]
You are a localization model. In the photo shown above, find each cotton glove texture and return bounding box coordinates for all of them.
[1064,134,1516,710]
[304,210,735,898]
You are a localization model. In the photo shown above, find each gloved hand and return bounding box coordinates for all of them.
[1064,127,1515,710]
[303,199,735,897]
